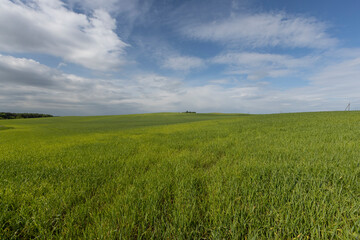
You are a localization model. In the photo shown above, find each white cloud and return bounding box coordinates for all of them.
[0,54,308,115]
[66,0,146,19]
[182,13,337,49]
[0,54,69,88]
[0,54,184,115]
[0,0,128,71]
[170,52,360,113]
[309,57,360,91]
[2,49,360,116]
[163,56,205,71]
[57,62,67,68]
[212,52,318,80]
[208,79,231,84]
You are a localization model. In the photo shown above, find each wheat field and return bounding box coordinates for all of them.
[1,112,359,239]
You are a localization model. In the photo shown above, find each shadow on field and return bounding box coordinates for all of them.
[0,126,14,131]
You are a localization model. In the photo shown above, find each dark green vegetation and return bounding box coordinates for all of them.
[0,112,53,119]
[0,112,359,239]
[0,126,13,131]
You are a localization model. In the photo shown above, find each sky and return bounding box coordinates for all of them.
[1,0,360,115]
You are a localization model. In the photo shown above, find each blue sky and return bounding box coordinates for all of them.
[1,0,360,115]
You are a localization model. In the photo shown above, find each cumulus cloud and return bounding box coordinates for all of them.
[0,54,76,88]
[0,54,258,114]
[182,12,337,49]
[0,54,337,116]
[0,54,184,115]
[0,0,128,71]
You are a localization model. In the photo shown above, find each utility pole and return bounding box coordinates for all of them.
[345,102,351,111]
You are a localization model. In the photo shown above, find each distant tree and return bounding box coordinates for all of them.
[0,112,53,119]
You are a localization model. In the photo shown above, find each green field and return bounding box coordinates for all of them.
[1,112,359,239]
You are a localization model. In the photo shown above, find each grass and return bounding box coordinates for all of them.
[0,112,359,239]
[0,126,13,131]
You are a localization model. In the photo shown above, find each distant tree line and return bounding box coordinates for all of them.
[0,112,53,119]
[183,111,196,113]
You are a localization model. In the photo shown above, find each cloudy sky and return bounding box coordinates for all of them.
[1,0,360,115]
